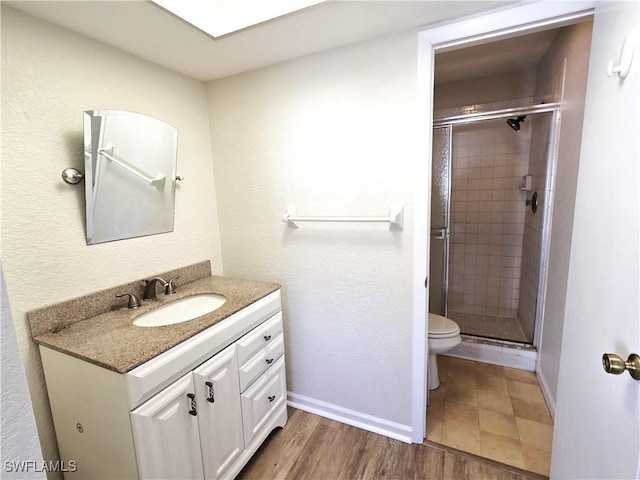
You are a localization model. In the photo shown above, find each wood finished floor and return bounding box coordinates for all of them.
[238,407,546,480]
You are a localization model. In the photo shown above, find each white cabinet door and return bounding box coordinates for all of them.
[130,372,204,480]
[241,356,287,447]
[193,344,245,480]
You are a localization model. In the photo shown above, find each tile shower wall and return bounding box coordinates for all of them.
[449,120,530,318]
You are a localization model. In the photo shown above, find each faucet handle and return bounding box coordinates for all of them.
[116,293,142,309]
[165,276,180,295]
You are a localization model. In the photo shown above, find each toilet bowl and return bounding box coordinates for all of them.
[428,313,461,390]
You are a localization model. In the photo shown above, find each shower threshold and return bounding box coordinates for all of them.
[447,310,531,344]
[461,334,536,351]
[447,333,537,371]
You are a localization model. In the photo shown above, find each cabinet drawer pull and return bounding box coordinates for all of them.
[265,358,274,365]
[268,395,276,403]
[205,381,215,403]
[264,335,272,341]
[187,393,197,416]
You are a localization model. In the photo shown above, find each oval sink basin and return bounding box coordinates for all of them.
[133,294,227,327]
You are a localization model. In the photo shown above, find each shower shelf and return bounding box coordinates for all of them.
[519,175,532,191]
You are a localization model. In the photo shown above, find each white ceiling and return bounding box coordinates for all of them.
[7,0,519,81]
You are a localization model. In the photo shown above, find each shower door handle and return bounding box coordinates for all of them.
[431,228,447,240]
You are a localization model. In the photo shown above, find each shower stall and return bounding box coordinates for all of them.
[429,104,558,345]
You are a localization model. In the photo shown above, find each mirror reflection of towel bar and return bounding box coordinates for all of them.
[99,147,165,188]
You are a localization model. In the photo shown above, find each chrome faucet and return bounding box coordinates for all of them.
[143,277,168,300]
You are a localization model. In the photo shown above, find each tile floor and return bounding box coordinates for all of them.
[426,355,553,476]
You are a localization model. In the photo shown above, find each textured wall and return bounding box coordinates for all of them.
[1,6,222,465]
[535,21,593,410]
[207,33,419,427]
[1,266,46,479]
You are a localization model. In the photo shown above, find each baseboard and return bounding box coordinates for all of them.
[535,369,556,420]
[446,338,537,371]
[287,391,413,444]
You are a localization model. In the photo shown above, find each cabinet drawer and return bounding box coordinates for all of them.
[236,312,283,366]
[239,334,284,392]
[240,356,286,447]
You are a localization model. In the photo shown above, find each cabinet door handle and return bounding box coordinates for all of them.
[265,358,274,365]
[268,395,276,403]
[187,393,197,416]
[264,335,272,341]
[205,381,215,403]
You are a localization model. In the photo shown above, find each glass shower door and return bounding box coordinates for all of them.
[429,125,451,316]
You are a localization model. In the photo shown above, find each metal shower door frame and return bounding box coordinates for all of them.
[429,124,452,317]
[432,105,560,346]
[532,107,562,348]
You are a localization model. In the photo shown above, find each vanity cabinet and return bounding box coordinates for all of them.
[39,290,286,480]
[193,344,245,478]
[130,372,204,479]
[241,356,286,446]
[131,343,244,479]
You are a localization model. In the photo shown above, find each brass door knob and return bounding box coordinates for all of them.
[602,353,640,380]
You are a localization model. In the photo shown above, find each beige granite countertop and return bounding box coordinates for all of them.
[31,275,280,374]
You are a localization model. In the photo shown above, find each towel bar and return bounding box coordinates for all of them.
[283,204,403,230]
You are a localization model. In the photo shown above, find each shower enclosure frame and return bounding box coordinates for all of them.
[433,103,559,127]
[429,124,452,318]
[431,103,561,348]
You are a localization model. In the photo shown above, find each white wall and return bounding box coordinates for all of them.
[551,1,639,476]
[1,6,222,466]
[534,21,592,412]
[207,33,420,433]
[1,266,46,479]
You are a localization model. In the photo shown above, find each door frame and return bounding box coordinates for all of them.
[411,0,596,443]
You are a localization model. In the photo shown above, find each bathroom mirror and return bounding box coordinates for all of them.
[83,110,178,244]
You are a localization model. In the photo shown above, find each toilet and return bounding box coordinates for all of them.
[428,313,461,390]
